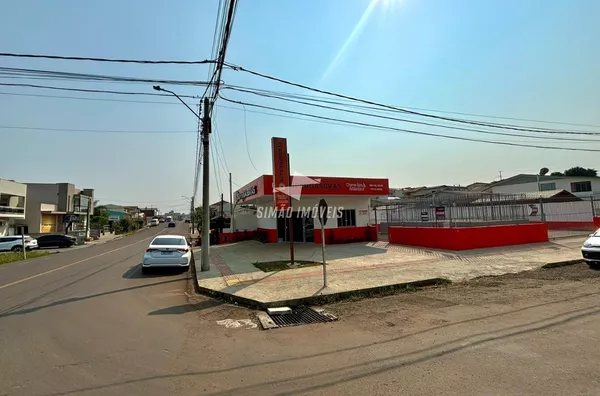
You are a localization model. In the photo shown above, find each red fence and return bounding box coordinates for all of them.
[388,223,548,251]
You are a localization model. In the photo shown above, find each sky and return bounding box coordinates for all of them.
[1,0,600,213]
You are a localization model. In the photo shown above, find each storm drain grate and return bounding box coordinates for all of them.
[268,306,337,328]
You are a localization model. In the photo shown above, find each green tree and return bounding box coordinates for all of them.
[563,166,597,177]
[550,172,564,176]
[91,205,109,226]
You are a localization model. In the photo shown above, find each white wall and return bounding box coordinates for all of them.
[489,178,600,197]
[245,197,373,231]
[232,210,258,232]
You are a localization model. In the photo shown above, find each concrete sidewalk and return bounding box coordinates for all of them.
[194,237,585,308]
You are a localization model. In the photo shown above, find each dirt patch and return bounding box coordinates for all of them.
[326,263,600,331]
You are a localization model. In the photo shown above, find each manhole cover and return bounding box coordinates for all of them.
[267,306,337,328]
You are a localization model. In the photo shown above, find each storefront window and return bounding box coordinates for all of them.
[337,209,356,227]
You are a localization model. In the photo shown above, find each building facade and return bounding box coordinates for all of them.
[24,183,94,235]
[484,174,600,198]
[0,179,27,236]
[230,174,389,244]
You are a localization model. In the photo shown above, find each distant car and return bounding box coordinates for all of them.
[184,219,190,223]
[0,235,38,252]
[581,229,600,268]
[168,222,176,228]
[159,218,165,223]
[36,234,76,249]
[150,219,159,226]
[142,235,191,273]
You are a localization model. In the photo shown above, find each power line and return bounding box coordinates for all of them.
[225,86,600,142]
[225,85,600,130]
[241,103,259,170]
[0,82,200,98]
[0,66,212,86]
[210,142,223,195]
[0,52,217,65]
[226,64,594,135]
[218,95,600,153]
[0,125,195,134]
[208,0,238,107]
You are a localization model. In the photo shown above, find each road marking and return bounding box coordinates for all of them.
[216,319,257,329]
[0,228,166,291]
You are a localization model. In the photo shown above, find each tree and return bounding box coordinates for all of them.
[192,206,203,234]
[91,205,108,226]
[550,172,564,176]
[563,166,597,177]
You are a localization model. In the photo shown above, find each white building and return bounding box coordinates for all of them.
[484,174,600,198]
[229,174,389,244]
[0,179,27,236]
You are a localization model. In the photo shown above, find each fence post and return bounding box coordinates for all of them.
[539,197,546,222]
[591,196,596,218]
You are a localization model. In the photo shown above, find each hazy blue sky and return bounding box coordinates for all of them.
[1,0,599,213]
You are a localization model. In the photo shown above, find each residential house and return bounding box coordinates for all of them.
[24,183,94,235]
[209,199,232,219]
[484,174,600,198]
[0,179,27,236]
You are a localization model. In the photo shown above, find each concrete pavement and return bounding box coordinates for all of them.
[195,237,586,307]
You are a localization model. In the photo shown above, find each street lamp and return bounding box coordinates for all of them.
[152,85,201,121]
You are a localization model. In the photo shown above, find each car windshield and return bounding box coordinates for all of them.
[151,238,185,246]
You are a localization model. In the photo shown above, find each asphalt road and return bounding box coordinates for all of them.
[1,227,599,396]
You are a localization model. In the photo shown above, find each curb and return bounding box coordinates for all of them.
[194,277,451,309]
[542,259,584,269]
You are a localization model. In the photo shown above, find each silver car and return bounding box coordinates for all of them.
[142,235,191,273]
[581,229,600,268]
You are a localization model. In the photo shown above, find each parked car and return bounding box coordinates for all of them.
[168,221,176,228]
[36,234,76,249]
[150,219,159,226]
[581,229,600,268]
[142,235,191,273]
[0,235,38,252]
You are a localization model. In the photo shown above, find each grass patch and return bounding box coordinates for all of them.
[253,260,321,272]
[0,250,52,265]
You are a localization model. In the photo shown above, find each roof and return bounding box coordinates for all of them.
[485,173,600,189]
[471,189,580,204]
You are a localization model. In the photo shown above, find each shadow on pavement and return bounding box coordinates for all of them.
[0,278,185,318]
[122,264,188,279]
[147,299,222,315]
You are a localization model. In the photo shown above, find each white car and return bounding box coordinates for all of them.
[142,235,191,273]
[150,219,159,226]
[0,235,38,252]
[581,229,600,268]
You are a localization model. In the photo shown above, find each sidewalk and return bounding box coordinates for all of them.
[194,236,585,308]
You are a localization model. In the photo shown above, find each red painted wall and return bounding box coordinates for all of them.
[593,217,600,229]
[544,221,596,230]
[219,231,256,244]
[314,226,378,245]
[388,224,548,251]
[257,228,278,243]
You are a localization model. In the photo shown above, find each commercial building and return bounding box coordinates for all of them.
[24,183,94,236]
[0,179,27,236]
[229,174,389,244]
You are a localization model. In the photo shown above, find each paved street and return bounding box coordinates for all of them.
[1,228,599,395]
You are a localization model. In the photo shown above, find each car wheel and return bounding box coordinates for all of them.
[141,266,150,275]
[11,245,23,252]
[181,266,190,273]
[588,261,600,270]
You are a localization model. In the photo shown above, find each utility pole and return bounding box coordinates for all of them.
[229,172,234,241]
[190,196,195,236]
[201,97,211,271]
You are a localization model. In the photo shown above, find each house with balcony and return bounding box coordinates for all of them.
[0,179,27,236]
[24,183,94,236]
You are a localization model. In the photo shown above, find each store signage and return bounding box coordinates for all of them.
[64,214,80,222]
[281,177,389,196]
[435,206,446,220]
[271,137,290,210]
[235,185,257,202]
[421,211,429,221]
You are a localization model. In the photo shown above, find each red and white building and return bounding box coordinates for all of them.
[224,174,389,244]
